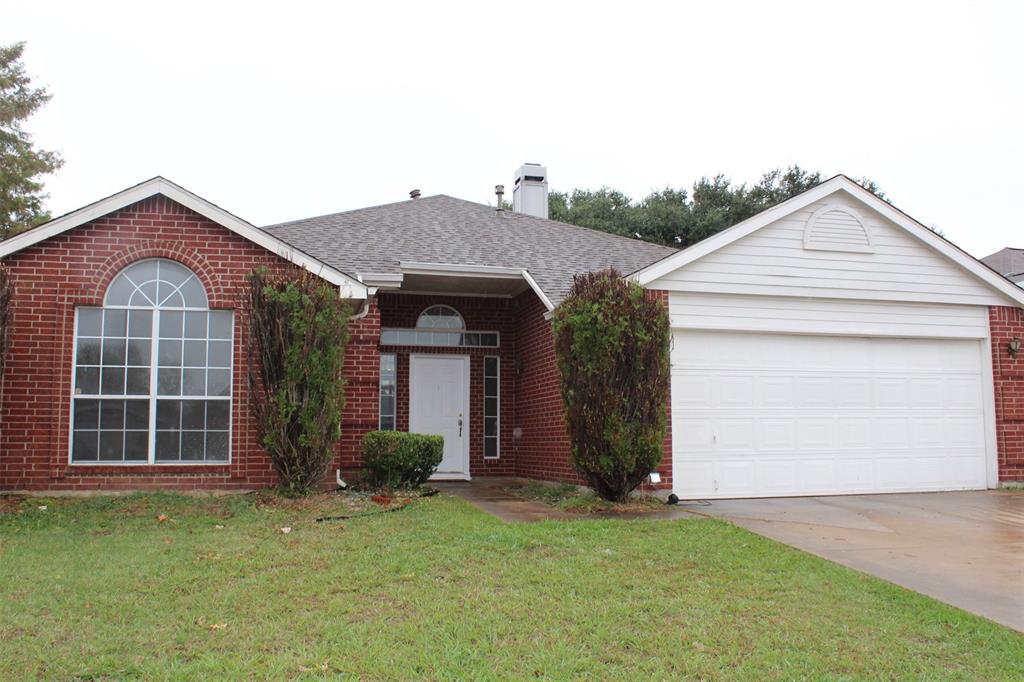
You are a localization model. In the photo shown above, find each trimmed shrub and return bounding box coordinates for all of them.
[247,268,351,496]
[363,431,444,489]
[552,268,670,502]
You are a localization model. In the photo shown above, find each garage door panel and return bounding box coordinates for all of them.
[759,377,795,407]
[757,459,799,492]
[797,418,833,450]
[671,330,989,498]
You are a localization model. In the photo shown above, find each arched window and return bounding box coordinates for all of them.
[416,305,465,330]
[378,304,498,348]
[71,259,233,464]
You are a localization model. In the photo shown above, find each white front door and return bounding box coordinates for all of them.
[409,355,470,478]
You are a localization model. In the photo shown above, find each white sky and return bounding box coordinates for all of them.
[5,1,1022,257]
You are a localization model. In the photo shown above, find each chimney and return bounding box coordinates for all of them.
[512,163,548,219]
[495,184,505,212]
[409,189,421,199]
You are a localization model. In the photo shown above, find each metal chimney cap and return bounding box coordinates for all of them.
[409,189,422,199]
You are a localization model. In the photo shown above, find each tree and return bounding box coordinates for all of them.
[552,269,670,502]
[1,42,63,240]
[548,165,886,249]
[248,268,351,496]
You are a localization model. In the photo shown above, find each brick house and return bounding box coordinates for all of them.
[0,168,1021,496]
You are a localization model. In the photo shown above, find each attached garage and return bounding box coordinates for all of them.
[634,176,1024,499]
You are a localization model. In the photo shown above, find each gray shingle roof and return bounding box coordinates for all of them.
[264,195,678,304]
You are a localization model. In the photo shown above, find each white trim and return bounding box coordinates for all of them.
[0,177,368,300]
[358,272,404,288]
[483,355,500,460]
[409,354,471,478]
[400,261,525,279]
[522,270,555,312]
[631,175,1024,308]
[980,333,999,488]
[396,261,556,311]
[378,352,397,430]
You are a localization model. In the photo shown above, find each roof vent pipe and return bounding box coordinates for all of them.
[409,189,421,199]
[495,185,505,212]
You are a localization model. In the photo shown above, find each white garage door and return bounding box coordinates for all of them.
[672,331,989,498]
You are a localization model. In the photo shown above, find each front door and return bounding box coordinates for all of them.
[409,355,470,478]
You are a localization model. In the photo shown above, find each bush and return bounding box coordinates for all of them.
[247,268,351,496]
[362,431,444,489]
[552,268,670,502]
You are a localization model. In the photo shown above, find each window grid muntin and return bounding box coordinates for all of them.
[416,305,465,330]
[483,356,499,459]
[379,353,397,430]
[70,259,232,465]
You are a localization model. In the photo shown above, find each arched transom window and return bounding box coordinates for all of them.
[71,259,233,464]
[378,304,498,348]
[416,305,465,329]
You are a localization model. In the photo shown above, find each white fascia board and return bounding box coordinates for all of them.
[399,261,526,279]
[358,272,404,288]
[0,177,368,300]
[522,269,555,312]
[631,176,1024,308]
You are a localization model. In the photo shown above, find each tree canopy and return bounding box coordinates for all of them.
[549,166,887,248]
[0,42,63,240]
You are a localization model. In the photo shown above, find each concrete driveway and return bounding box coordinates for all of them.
[698,491,1024,632]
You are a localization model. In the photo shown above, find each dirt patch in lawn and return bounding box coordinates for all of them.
[503,481,666,515]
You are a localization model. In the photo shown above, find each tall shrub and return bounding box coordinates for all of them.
[248,268,351,495]
[552,268,669,501]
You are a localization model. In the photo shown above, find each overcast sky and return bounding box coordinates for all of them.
[5,1,1022,257]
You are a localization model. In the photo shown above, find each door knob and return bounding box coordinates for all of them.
[458,416,463,437]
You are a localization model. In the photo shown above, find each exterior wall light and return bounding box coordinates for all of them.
[1009,337,1021,358]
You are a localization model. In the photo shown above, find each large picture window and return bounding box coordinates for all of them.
[71,259,233,464]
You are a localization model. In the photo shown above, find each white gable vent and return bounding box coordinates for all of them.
[803,204,874,253]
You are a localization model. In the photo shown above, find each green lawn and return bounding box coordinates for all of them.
[0,492,1021,680]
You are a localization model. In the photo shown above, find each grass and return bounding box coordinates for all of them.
[0,492,1021,680]
[513,480,665,513]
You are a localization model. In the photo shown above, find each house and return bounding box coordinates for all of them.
[0,166,1021,497]
[981,247,1024,284]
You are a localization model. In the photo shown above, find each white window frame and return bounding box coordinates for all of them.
[68,259,233,466]
[483,355,500,459]
[378,353,397,430]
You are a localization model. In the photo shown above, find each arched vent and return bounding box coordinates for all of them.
[803,205,874,253]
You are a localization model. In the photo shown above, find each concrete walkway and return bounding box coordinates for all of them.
[701,491,1024,632]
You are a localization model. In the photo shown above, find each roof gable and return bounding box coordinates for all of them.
[0,177,367,299]
[633,175,1024,308]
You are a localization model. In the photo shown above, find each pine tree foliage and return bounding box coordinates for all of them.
[1,42,63,240]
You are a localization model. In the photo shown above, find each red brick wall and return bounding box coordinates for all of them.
[0,196,376,492]
[377,293,515,477]
[990,306,1024,482]
[511,289,673,491]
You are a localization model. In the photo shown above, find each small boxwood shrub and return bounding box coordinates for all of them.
[363,431,444,489]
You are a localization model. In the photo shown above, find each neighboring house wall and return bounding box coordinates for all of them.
[990,306,1024,482]
[377,292,516,478]
[0,197,299,491]
[649,194,1007,306]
